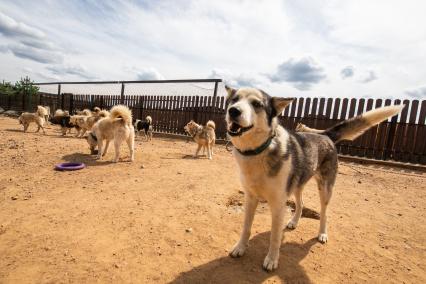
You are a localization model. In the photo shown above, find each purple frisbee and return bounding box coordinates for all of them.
[55,162,86,171]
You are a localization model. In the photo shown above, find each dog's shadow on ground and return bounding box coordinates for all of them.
[4,128,28,133]
[160,154,210,160]
[170,233,317,284]
[61,152,115,167]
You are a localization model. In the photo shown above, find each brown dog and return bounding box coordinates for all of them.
[184,120,216,159]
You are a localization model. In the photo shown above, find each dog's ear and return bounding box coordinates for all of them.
[271,97,294,116]
[225,85,237,102]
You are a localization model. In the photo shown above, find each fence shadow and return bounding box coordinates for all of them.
[170,233,317,284]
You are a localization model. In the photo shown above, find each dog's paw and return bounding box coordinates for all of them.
[318,233,328,243]
[229,242,247,258]
[286,219,298,230]
[263,253,279,271]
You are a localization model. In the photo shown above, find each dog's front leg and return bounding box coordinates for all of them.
[230,192,258,257]
[263,200,286,271]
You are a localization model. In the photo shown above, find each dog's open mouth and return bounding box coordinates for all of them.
[227,123,253,136]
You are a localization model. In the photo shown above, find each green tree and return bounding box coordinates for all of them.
[14,76,39,96]
[0,80,17,96]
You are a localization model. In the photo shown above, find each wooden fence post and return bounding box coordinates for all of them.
[120,83,125,104]
[58,84,63,110]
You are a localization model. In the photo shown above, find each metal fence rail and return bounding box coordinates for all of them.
[0,79,425,165]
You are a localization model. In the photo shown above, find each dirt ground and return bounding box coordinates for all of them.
[0,116,425,284]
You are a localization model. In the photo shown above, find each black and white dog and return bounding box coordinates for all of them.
[134,115,153,141]
[224,86,404,271]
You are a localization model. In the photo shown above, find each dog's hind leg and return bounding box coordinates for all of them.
[207,144,212,160]
[127,132,135,162]
[102,140,110,157]
[96,139,104,160]
[287,186,305,229]
[230,192,259,258]
[113,138,123,163]
[315,174,335,244]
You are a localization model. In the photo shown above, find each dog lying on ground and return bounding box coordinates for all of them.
[49,109,75,135]
[224,86,404,271]
[86,105,135,162]
[184,120,216,159]
[134,116,153,141]
[295,122,324,133]
[18,106,49,134]
[70,109,109,137]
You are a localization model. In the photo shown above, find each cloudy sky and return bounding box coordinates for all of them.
[0,0,425,99]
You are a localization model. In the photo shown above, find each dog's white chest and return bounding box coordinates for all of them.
[235,154,288,200]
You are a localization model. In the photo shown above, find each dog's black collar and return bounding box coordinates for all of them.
[235,136,274,156]
[90,132,97,142]
[227,125,254,137]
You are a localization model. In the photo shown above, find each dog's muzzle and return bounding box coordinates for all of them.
[227,123,254,137]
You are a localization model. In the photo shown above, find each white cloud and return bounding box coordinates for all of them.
[359,70,378,84]
[208,68,262,88]
[46,64,95,80]
[405,86,426,99]
[135,68,165,80]
[341,66,354,79]
[268,57,326,90]
[0,11,45,39]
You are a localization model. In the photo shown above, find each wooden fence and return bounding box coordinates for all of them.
[1,92,425,165]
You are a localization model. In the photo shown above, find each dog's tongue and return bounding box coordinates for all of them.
[230,123,241,132]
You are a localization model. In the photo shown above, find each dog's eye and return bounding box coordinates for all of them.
[231,96,239,103]
[251,101,263,108]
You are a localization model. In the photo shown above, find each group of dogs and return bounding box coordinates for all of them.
[18,105,153,162]
[16,86,404,272]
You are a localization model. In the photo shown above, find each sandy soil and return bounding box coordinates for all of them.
[0,116,425,284]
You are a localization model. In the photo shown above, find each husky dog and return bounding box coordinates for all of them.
[49,109,74,135]
[86,105,135,162]
[225,86,404,271]
[70,110,109,137]
[134,116,153,141]
[184,120,216,160]
[18,106,49,134]
[295,122,324,134]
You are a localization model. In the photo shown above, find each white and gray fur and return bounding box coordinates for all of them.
[225,86,404,271]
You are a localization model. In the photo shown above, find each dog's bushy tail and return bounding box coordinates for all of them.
[145,115,152,124]
[93,107,101,113]
[206,120,215,129]
[110,105,132,125]
[324,105,404,143]
[37,106,48,117]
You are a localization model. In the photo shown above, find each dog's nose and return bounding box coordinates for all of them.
[228,107,241,119]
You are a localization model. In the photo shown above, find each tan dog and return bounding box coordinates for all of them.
[75,109,92,116]
[184,120,216,159]
[71,110,109,137]
[18,106,48,134]
[225,86,404,271]
[86,105,135,163]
